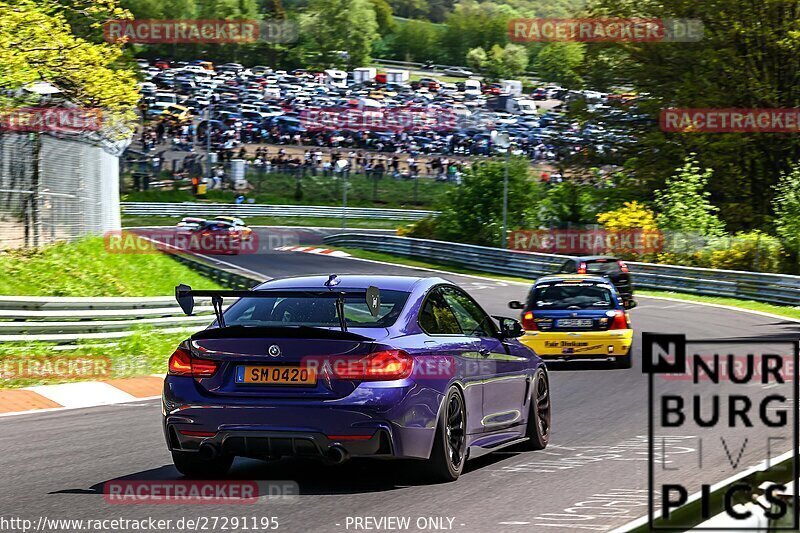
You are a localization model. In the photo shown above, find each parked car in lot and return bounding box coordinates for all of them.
[165,275,551,481]
[509,274,634,368]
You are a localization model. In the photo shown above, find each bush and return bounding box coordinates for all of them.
[416,158,537,247]
[597,201,658,232]
[705,231,783,272]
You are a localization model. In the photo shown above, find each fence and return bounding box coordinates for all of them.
[619,449,797,532]
[0,131,122,250]
[372,57,540,79]
[0,247,264,343]
[121,202,439,221]
[322,233,800,306]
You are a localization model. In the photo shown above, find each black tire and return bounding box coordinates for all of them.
[613,353,632,369]
[521,368,551,451]
[613,342,633,369]
[171,450,233,479]
[423,386,467,483]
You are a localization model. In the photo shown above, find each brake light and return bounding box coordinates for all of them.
[168,347,219,377]
[332,350,413,381]
[619,261,629,273]
[522,311,537,330]
[326,434,373,441]
[178,430,217,437]
[577,262,587,274]
[609,310,629,330]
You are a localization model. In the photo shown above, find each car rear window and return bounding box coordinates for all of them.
[222,290,410,328]
[585,260,621,274]
[531,282,615,310]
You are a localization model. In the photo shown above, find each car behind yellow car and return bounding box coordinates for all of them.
[509,274,635,368]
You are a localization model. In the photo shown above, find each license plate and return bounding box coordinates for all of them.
[556,318,593,328]
[236,365,317,386]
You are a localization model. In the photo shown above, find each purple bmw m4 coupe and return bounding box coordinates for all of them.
[163,274,551,482]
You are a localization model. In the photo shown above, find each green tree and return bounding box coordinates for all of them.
[534,42,584,88]
[537,181,598,226]
[438,1,515,65]
[391,19,439,62]
[774,163,800,257]
[370,0,396,35]
[465,47,487,73]
[428,158,537,246]
[655,156,726,237]
[483,43,529,80]
[0,0,138,125]
[587,0,800,230]
[300,0,379,68]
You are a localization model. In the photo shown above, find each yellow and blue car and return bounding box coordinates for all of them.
[509,274,635,368]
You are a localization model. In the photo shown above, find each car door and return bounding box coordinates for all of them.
[440,287,531,432]
[418,287,484,437]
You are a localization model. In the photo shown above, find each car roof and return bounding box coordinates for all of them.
[253,274,449,292]
[563,255,620,262]
[534,274,612,285]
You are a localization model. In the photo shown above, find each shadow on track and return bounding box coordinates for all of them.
[48,449,528,496]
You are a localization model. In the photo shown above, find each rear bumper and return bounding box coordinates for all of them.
[520,329,633,358]
[167,428,393,461]
[162,377,442,460]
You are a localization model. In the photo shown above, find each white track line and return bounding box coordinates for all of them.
[0,396,160,419]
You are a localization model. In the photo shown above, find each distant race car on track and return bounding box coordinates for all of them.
[164,274,551,481]
[211,216,253,241]
[509,274,634,368]
[555,256,633,304]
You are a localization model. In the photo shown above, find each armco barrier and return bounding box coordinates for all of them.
[121,202,438,221]
[322,233,800,306]
[0,250,265,344]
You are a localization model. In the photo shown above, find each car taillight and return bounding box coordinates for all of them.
[332,350,413,381]
[609,310,629,330]
[522,311,537,330]
[577,262,587,274]
[168,347,219,377]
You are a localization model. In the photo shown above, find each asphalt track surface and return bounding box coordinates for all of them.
[2,234,799,533]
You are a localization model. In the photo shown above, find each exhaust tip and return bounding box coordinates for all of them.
[198,441,219,460]
[327,444,349,465]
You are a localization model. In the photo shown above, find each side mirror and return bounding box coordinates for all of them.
[508,300,524,310]
[624,299,637,310]
[496,317,524,339]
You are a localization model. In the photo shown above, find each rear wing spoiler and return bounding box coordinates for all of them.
[175,283,381,332]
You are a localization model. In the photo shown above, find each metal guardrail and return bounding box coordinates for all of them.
[121,202,439,221]
[0,249,265,343]
[372,58,539,79]
[322,233,800,306]
[619,449,797,532]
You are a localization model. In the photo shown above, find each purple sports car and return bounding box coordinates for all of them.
[163,274,551,482]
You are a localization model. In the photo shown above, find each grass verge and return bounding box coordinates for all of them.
[336,247,800,321]
[0,236,223,296]
[122,172,451,210]
[0,327,194,389]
